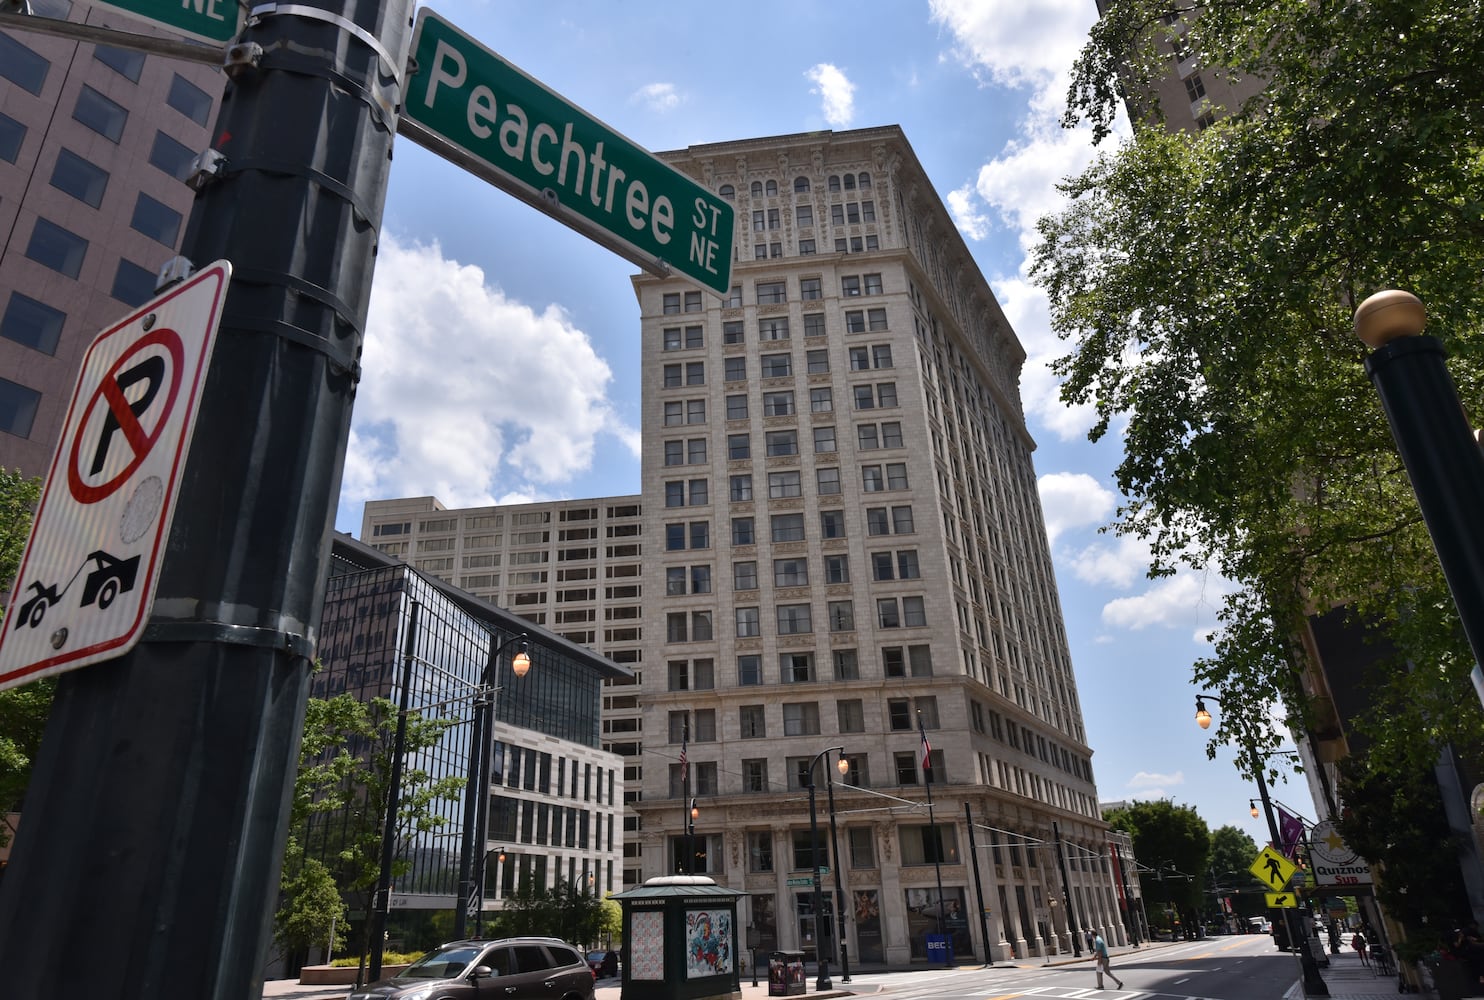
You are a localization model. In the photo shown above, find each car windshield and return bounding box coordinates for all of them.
[395,945,482,980]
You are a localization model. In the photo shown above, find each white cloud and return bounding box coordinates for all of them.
[1036,471,1115,545]
[1128,770,1184,790]
[342,233,637,512]
[1101,571,1230,632]
[1067,534,1152,589]
[947,184,991,241]
[805,63,855,127]
[631,82,681,113]
[928,0,1097,99]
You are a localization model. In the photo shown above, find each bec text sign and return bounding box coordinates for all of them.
[403,8,734,295]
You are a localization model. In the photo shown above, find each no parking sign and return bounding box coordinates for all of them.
[0,261,231,689]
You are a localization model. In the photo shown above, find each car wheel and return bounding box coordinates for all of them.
[97,578,119,609]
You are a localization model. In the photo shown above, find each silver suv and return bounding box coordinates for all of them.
[349,937,595,1000]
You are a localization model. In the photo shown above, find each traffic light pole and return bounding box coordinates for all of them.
[0,4,414,997]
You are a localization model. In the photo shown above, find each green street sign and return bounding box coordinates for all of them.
[402,8,735,296]
[96,0,242,44]
[786,877,812,887]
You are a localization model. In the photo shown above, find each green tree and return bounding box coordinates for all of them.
[0,469,45,848]
[276,692,464,963]
[1208,825,1263,919]
[1105,800,1211,932]
[1039,0,1484,846]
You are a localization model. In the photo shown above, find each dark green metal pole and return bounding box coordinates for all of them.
[0,4,413,996]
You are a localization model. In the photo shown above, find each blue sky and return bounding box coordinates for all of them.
[338,0,1297,853]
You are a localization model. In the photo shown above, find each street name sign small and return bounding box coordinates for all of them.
[1249,846,1298,892]
[96,0,242,44]
[0,261,231,690]
[402,8,735,296]
[785,877,812,887]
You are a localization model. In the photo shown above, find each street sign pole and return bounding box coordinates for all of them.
[0,4,414,998]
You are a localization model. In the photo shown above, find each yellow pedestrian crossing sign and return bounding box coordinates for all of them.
[1266,892,1299,909]
[1250,846,1297,890]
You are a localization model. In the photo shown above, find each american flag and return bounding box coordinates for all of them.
[919,717,933,781]
[679,724,688,786]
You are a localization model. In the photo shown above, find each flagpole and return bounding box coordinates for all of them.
[681,721,690,874]
[920,715,947,938]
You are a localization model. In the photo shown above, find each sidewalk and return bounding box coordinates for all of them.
[1282,943,1414,1000]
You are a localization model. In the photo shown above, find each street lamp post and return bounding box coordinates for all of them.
[473,848,505,938]
[1196,693,1329,996]
[688,798,699,875]
[453,632,530,940]
[824,751,852,982]
[807,746,845,990]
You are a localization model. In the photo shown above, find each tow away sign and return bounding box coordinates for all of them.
[0,261,231,690]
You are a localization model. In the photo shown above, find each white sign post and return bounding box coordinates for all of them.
[0,260,231,690]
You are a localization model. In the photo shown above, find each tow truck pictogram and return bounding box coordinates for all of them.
[11,550,141,631]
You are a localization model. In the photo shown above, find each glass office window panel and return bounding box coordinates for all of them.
[74,85,128,142]
[0,376,40,437]
[26,218,87,278]
[0,112,25,163]
[111,258,157,306]
[0,293,64,354]
[149,130,196,181]
[167,73,213,125]
[0,34,49,95]
[50,148,109,207]
[93,45,145,81]
[131,193,183,246]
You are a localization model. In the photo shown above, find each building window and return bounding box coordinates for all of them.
[728,433,751,459]
[868,308,888,331]
[0,34,49,95]
[736,606,761,637]
[773,557,808,588]
[74,85,128,142]
[50,149,109,207]
[131,193,183,247]
[0,112,25,163]
[762,391,795,416]
[26,218,87,278]
[747,827,773,867]
[771,513,805,543]
[837,699,865,734]
[813,426,836,453]
[823,554,849,584]
[806,349,829,374]
[93,44,145,81]
[833,649,860,681]
[731,517,755,545]
[759,317,790,341]
[740,706,766,739]
[149,130,196,182]
[723,320,744,344]
[760,353,792,379]
[724,357,746,382]
[756,280,786,304]
[816,468,841,496]
[820,509,845,539]
[849,826,876,868]
[729,475,753,502]
[0,376,41,438]
[726,394,748,420]
[765,429,797,457]
[803,313,826,337]
[167,73,214,126]
[782,701,820,735]
[1,293,64,355]
[776,604,811,635]
[809,387,833,413]
[738,654,762,686]
[827,599,853,631]
[841,276,861,297]
[864,273,883,295]
[768,471,802,499]
[733,561,758,591]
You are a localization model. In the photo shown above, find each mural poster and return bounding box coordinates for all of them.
[685,909,732,978]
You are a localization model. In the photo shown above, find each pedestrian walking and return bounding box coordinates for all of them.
[1093,931,1123,990]
[1353,929,1369,967]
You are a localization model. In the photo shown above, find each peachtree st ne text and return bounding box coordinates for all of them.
[420,40,726,278]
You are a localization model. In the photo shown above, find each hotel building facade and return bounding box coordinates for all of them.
[363,125,1124,965]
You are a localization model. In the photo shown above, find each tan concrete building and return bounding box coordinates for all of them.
[0,1,223,477]
[362,126,1124,966]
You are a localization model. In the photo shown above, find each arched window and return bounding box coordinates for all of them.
[827,175,841,192]
[794,176,810,193]
[719,184,735,199]
[843,173,856,190]
[765,180,778,196]
[858,172,872,189]
[750,181,764,197]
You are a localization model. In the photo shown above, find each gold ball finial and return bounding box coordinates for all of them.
[1354,290,1426,349]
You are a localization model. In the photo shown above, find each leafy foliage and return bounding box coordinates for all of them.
[1104,800,1211,926]
[276,692,464,961]
[487,878,612,947]
[0,470,45,847]
[1040,0,1484,866]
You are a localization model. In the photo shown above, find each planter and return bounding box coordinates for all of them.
[299,963,411,985]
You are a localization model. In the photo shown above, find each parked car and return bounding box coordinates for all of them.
[586,950,619,978]
[349,937,594,1000]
